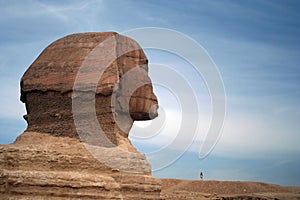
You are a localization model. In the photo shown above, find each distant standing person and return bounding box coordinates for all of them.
[200,172,203,180]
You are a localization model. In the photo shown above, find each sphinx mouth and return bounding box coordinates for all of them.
[148,104,159,120]
[129,103,158,121]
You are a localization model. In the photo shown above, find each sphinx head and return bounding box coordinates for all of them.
[21,32,158,146]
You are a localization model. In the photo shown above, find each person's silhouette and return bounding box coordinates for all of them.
[200,172,203,180]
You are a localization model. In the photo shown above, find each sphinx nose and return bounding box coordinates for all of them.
[149,104,159,119]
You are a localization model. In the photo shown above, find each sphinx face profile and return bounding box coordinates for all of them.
[20,32,158,145]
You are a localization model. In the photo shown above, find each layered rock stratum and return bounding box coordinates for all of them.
[0,132,161,199]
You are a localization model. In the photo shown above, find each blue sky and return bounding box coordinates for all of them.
[0,0,300,186]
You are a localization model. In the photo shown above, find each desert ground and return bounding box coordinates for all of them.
[160,178,300,200]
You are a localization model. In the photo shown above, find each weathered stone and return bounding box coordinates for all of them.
[0,132,161,199]
[0,32,161,199]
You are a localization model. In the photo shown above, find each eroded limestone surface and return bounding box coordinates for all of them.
[0,32,161,199]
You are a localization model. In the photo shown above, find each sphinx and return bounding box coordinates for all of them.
[21,32,158,147]
[0,32,161,199]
